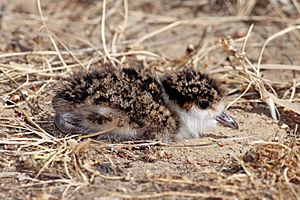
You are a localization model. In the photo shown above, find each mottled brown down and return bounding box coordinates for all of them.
[162,69,224,110]
[52,66,224,141]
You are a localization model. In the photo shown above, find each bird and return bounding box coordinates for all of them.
[52,65,238,142]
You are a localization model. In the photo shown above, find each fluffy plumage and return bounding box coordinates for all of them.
[52,66,238,142]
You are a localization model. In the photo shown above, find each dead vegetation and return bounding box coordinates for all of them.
[0,0,300,199]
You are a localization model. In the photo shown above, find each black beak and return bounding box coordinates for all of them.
[215,112,239,130]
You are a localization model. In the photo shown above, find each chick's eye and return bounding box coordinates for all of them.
[198,100,210,109]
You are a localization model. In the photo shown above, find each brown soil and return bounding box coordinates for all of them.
[0,1,299,199]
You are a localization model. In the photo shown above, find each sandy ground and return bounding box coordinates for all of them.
[0,0,299,199]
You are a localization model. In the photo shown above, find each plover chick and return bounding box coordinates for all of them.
[52,66,238,142]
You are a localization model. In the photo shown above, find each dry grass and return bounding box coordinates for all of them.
[0,0,300,199]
